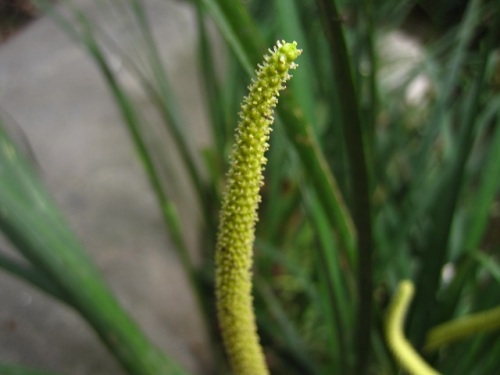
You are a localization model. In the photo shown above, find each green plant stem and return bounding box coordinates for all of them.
[278,93,357,265]
[314,0,374,373]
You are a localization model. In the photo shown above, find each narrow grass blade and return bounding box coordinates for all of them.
[197,0,261,76]
[194,3,226,156]
[0,252,69,304]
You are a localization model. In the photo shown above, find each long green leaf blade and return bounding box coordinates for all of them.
[0,118,189,375]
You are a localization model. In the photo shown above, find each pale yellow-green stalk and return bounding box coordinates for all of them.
[425,303,500,351]
[215,40,301,375]
[385,280,440,375]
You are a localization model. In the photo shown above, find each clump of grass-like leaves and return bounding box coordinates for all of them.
[1,0,499,374]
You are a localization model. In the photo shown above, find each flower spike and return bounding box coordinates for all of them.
[215,40,301,375]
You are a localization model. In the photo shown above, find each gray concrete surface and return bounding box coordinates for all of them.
[0,1,216,374]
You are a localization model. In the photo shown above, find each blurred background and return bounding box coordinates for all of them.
[0,0,499,374]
